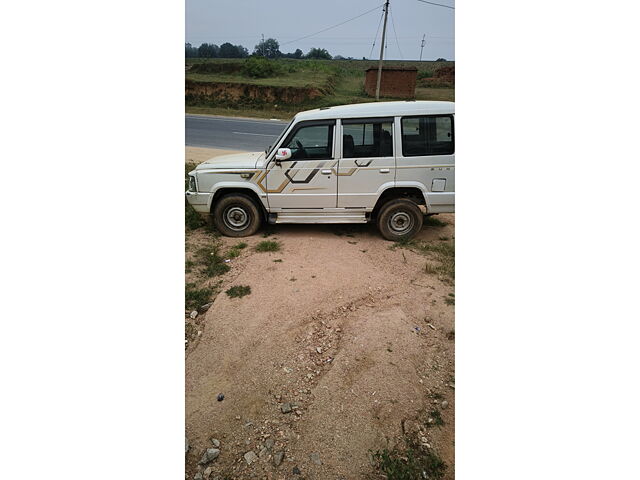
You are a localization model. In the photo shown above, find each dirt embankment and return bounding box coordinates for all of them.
[186,80,325,105]
[185,218,455,479]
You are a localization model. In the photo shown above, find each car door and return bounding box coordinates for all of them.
[336,117,396,208]
[262,120,337,209]
[397,115,455,212]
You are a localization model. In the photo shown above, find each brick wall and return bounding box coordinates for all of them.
[364,67,417,99]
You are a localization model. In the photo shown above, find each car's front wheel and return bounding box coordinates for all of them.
[212,194,261,237]
[376,198,424,241]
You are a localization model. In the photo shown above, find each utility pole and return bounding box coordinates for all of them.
[375,0,390,101]
[261,33,265,56]
[420,34,426,61]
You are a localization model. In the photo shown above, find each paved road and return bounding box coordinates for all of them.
[185,115,288,151]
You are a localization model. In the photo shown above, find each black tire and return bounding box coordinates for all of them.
[376,198,423,241]
[212,194,261,237]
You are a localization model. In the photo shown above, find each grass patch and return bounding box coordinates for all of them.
[444,296,455,306]
[225,241,248,259]
[226,285,251,298]
[273,259,283,263]
[394,239,455,283]
[196,246,231,277]
[372,441,446,480]
[424,215,448,227]
[255,240,281,252]
[185,162,207,230]
[185,283,213,310]
[185,202,206,230]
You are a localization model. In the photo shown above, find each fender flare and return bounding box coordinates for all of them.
[374,181,432,211]
[207,182,268,211]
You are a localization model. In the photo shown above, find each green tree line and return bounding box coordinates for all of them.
[185,38,336,60]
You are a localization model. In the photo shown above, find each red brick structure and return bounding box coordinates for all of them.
[364,67,418,99]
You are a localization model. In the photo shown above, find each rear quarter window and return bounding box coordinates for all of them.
[401,115,454,156]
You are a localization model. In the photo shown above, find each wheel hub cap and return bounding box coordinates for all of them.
[389,211,413,234]
[224,206,249,231]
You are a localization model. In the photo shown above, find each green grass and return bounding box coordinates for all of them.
[196,246,231,277]
[226,285,251,298]
[186,202,206,230]
[185,161,207,230]
[393,239,454,283]
[185,283,213,310]
[372,442,446,480]
[225,242,247,259]
[255,240,281,252]
[186,70,333,88]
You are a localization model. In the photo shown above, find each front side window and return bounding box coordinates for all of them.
[283,124,333,160]
[342,120,393,158]
[401,115,454,156]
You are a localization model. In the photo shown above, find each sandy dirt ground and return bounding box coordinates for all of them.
[185,147,455,480]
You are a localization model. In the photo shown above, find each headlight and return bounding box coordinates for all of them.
[188,175,197,192]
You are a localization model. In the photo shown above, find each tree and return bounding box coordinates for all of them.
[253,38,281,58]
[306,47,332,60]
[197,43,219,58]
[293,48,303,59]
[219,42,248,58]
[185,43,198,58]
[436,57,447,61]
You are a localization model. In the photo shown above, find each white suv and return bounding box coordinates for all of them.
[186,101,454,240]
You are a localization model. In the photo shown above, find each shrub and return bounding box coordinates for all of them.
[241,57,283,78]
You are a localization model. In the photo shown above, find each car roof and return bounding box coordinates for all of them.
[295,100,454,122]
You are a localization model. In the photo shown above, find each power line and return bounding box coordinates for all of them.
[416,0,455,9]
[281,4,385,46]
[389,5,404,60]
[368,8,385,60]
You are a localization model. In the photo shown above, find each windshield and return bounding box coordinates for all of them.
[266,118,295,157]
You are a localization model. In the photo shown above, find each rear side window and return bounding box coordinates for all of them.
[342,119,393,158]
[401,115,454,156]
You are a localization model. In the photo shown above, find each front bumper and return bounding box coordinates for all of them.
[185,191,211,214]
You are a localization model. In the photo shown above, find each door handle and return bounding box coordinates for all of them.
[321,169,332,175]
[379,168,390,173]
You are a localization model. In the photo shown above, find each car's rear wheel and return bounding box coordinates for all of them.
[212,194,261,237]
[376,198,423,241]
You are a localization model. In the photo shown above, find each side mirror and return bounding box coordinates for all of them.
[275,148,292,162]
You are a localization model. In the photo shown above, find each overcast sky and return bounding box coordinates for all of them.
[186,0,454,61]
